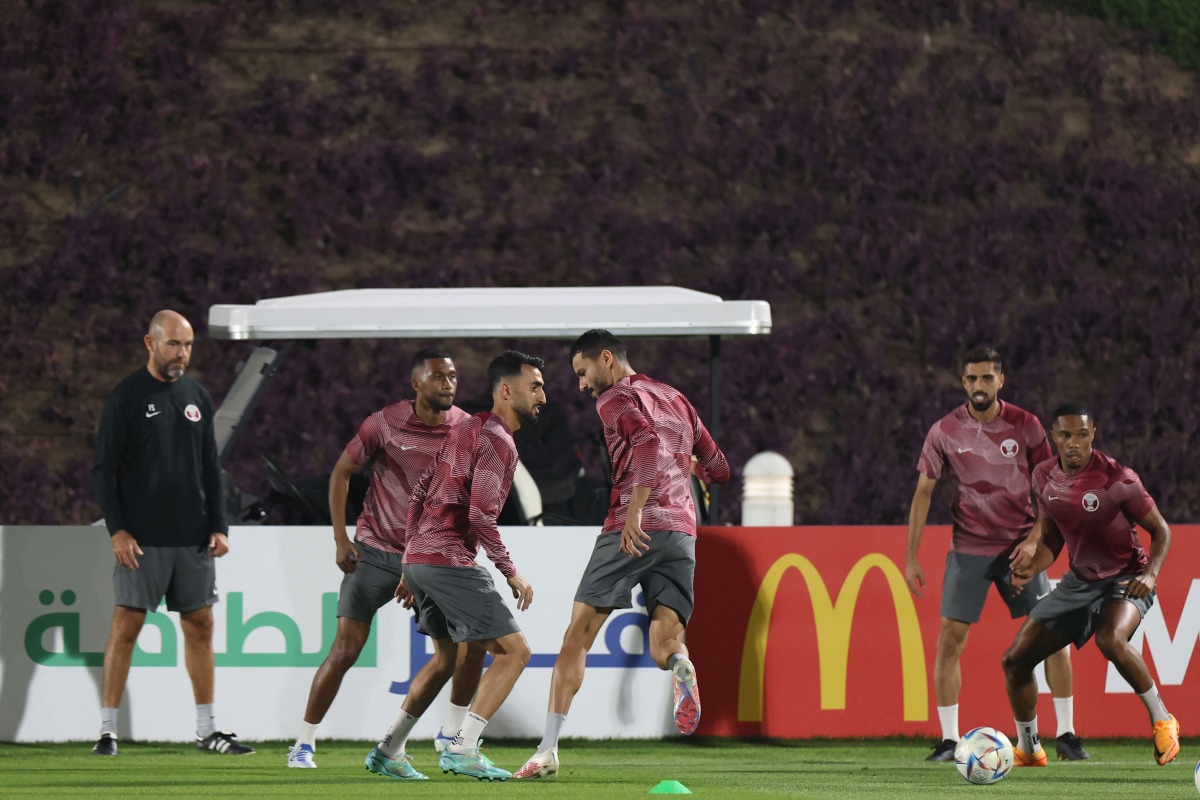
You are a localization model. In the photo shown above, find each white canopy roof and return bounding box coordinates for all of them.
[208,286,771,340]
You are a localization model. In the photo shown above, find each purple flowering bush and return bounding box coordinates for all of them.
[2,0,1199,524]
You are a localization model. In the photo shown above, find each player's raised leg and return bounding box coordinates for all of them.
[650,603,700,736]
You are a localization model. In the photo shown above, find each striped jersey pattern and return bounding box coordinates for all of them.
[596,374,730,536]
[344,401,469,555]
[403,412,519,578]
[917,401,1052,556]
[1033,448,1153,582]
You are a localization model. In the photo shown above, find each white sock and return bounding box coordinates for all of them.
[441,702,469,738]
[295,721,318,749]
[1015,717,1041,754]
[449,711,488,753]
[936,704,959,742]
[196,703,216,738]
[1052,696,1074,738]
[537,713,567,753]
[379,711,420,758]
[100,707,118,738]
[1138,683,1170,724]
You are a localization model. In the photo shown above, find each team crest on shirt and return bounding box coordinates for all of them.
[184,403,202,422]
[1082,491,1100,512]
[1000,438,1019,458]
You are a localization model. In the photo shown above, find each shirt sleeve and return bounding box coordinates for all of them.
[1114,467,1155,522]
[1031,465,1051,517]
[1026,416,1053,468]
[916,425,945,480]
[200,387,228,535]
[345,412,384,466]
[689,403,730,484]
[467,430,517,578]
[91,390,128,536]
[604,393,660,489]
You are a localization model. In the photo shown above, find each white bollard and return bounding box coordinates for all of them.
[741,451,794,526]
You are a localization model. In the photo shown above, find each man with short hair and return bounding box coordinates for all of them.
[515,329,730,780]
[398,350,544,782]
[905,346,1084,763]
[1004,404,1179,766]
[287,349,487,776]
[91,310,253,756]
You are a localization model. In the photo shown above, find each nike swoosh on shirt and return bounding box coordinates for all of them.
[145,411,162,418]
[1036,591,1050,600]
[399,445,417,451]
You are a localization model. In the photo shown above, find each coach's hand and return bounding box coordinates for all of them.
[111,530,143,569]
[208,532,229,558]
[508,574,533,611]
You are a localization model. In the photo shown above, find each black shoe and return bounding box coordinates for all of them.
[196,730,255,755]
[92,734,118,756]
[926,738,957,762]
[1055,732,1091,761]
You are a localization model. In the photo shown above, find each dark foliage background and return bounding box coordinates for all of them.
[2,0,1198,525]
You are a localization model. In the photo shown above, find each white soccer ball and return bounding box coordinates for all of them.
[954,726,1014,785]
[1193,760,1200,794]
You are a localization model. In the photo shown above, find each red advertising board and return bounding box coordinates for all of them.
[690,525,1198,738]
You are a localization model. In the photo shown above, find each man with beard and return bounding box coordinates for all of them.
[91,310,254,756]
[514,329,730,781]
[904,346,1084,764]
[396,350,544,782]
[288,349,488,777]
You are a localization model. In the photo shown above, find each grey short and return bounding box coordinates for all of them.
[940,550,1050,624]
[337,541,405,622]
[574,530,695,626]
[402,563,521,643]
[113,544,217,614]
[1029,570,1155,649]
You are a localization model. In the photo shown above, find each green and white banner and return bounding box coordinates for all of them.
[0,526,676,742]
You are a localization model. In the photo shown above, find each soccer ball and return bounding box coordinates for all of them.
[1193,760,1199,794]
[954,726,1014,785]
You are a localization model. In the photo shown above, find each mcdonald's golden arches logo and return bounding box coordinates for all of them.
[738,553,928,721]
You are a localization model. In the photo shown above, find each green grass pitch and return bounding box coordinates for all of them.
[1,738,1197,798]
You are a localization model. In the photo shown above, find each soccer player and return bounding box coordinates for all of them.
[287,349,487,774]
[1004,404,1179,766]
[905,346,1085,763]
[397,350,544,782]
[91,310,253,756]
[514,329,730,781]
